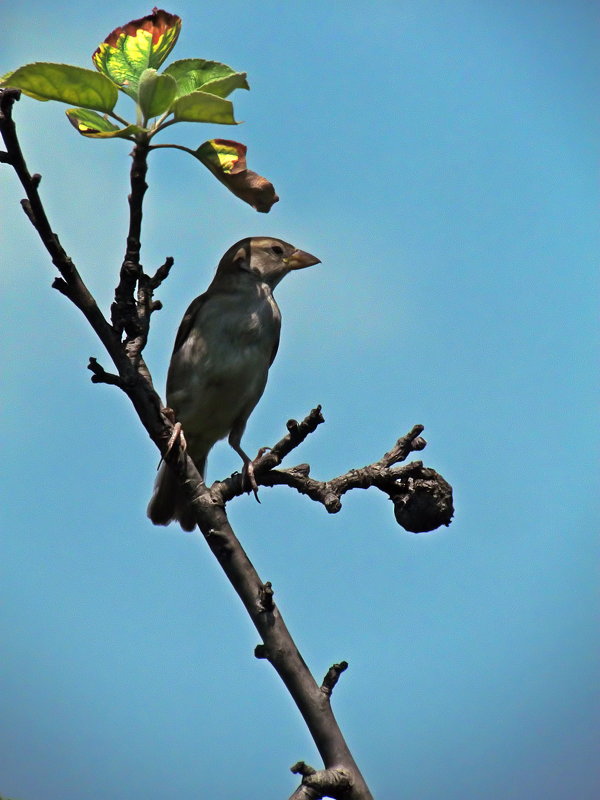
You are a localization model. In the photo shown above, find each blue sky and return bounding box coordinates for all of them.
[1,2,598,799]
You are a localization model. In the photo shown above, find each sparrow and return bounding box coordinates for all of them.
[147,236,320,531]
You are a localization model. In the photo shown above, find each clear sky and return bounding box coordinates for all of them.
[1,2,598,799]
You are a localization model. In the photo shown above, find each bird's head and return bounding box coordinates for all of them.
[213,237,320,290]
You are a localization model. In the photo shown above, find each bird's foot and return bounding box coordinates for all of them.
[244,447,272,501]
[166,421,187,458]
[157,420,187,469]
[242,459,261,503]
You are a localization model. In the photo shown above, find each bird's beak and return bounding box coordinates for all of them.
[285,249,321,270]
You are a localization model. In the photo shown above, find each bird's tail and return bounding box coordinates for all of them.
[147,456,207,532]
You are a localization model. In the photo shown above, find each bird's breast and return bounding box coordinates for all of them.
[166,286,281,447]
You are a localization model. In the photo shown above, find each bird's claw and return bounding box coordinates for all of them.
[166,421,187,458]
[242,459,261,503]
[157,421,187,469]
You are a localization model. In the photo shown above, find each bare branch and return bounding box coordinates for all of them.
[0,89,124,368]
[87,357,125,388]
[107,141,173,372]
[211,405,325,500]
[377,424,427,466]
[149,256,174,290]
[212,414,453,533]
[111,141,149,337]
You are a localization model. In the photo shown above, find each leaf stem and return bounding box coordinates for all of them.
[153,110,173,129]
[147,142,196,156]
[151,117,179,134]
[107,110,130,127]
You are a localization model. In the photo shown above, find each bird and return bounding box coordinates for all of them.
[147,236,320,531]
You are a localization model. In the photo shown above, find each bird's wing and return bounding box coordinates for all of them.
[171,292,208,355]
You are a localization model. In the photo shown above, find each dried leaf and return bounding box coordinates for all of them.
[194,139,279,212]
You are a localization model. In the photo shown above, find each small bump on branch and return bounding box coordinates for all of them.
[205,527,234,558]
[320,661,348,698]
[290,761,353,799]
[20,197,36,225]
[254,644,269,659]
[52,276,76,300]
[258,581,274,612]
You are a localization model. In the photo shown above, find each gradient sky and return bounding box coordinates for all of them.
[1,2,598,799]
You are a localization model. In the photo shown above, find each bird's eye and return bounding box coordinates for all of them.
[271,245,284,255]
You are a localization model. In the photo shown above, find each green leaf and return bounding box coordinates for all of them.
[172,91,238,124]
[0,63,118,112]
[195,139,247,174]
[194,139,279,212]
[200,73,250,99]
[163,59,249,99]
[65,107,144,139]
[137,69,177,119]
[93,9,181,97]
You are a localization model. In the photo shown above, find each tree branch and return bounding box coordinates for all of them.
[0,89,121,363]
[212,414,453,533]
[1,89,376,797]
[111,139,149,336]
[2,85,452,797]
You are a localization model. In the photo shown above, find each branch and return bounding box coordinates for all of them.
[108,139,173,378]
[164,455,375,800]
[1,89,376,798]
[111,139,148,337]
[0,88,169,449]
[87,357,125,388]
[213,414,454,533]
[0,89,120,362]
[149,255,174,290]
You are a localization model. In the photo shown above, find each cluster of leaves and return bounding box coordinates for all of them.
[0,8,278,211]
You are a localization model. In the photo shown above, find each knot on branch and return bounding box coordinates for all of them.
[290,762,353,799]
[258,581,274,612]
[254,644,269,660]
[390,467,454,533]
[205,527,234,557]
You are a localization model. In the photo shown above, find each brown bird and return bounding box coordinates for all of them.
[147,236,320,530]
